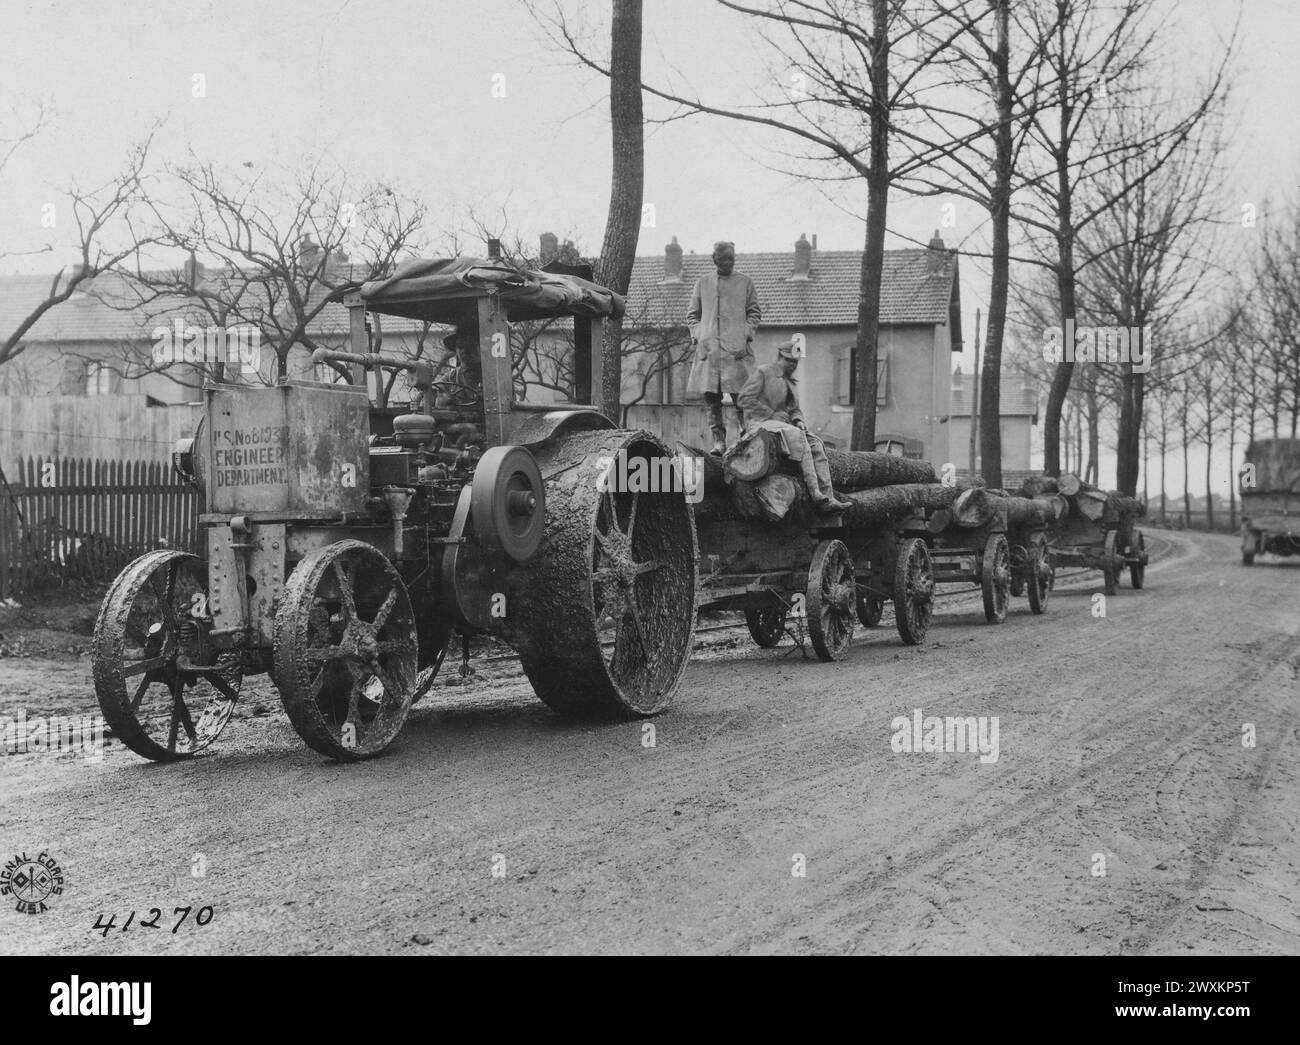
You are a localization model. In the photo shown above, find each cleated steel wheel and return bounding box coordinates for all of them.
[893,537,934,646]
[1027,537,1052,615]
[92,550,241,762]
[510,430,697,718]
[745,605,787,648]
[807,539,855,661]
[274,540,417,760]
[981,533,1011,623]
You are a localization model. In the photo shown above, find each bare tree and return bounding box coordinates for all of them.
[1,122,156,368]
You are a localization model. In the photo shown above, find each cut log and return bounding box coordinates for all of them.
[1057,472,1082,496]
[827,449,937,489]
[927,509,952,534]
[950,487,1047,529]
[678,445,728,497]
[722,430,784,482]
[840,483,961,530]
[1031,493,1070,521]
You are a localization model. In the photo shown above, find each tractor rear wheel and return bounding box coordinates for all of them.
[509,430,697,718]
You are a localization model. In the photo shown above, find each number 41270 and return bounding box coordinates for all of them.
[93,906,214,937]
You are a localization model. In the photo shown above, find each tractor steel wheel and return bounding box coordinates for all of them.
[893,537,934,646]
[745,606,787,648]
[92,550,240,762]
[807,539,855,661]
[1102,530,1120,596]
[855,589,884,628]
[1026,538,1052,615]
[981,534,1011,623]
[274,540,417,760]
[510,430,697,718]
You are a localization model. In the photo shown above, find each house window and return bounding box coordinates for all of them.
[85,361,116,396]
[834,345,887,407]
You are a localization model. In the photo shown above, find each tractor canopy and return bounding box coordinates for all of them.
[359,257,625,324]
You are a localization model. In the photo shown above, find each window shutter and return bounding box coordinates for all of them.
[876,354,888,407]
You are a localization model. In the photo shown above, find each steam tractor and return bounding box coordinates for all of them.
[92,256,698,761]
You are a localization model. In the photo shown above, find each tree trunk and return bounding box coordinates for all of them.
[978,0,1012,490]
[593,0,644,422]
[850,0,890,452]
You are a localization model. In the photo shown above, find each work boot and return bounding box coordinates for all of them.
[813,495,850,514]
[709,425,727,457]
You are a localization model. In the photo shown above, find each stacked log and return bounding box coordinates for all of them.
[719,432,936,488]
[949,487,1048,530]
[1012,473,1145,526]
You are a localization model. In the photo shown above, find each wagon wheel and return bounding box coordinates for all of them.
[745,606,787,648]
[1026,537,1052,615]
[92,550,241,762]
[362,617,451,706]
[510,430,697,718]
[981,533,1011,624]
[1102,529,1120,596]
[806,539,856,661]
[274,540,417,760]
[893,537,934,646]
[1129,529,1147,589]
[855,587,884,628]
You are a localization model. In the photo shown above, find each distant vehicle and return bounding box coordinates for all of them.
[1240,438,1300,565]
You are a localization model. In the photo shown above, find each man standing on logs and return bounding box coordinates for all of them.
[739,341,852,514]
[687,241,760,456]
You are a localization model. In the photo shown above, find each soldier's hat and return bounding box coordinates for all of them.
[775,340,800,360]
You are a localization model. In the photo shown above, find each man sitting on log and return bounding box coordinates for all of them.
[738,341,852,514]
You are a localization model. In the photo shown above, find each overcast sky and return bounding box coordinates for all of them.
[2,0,1296,487]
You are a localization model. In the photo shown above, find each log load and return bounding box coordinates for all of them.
[720,431,936,489]
[696,476,962,526]
[950,488,1048,530]
[1013,473,1145,526]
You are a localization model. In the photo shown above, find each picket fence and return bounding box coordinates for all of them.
[0,457,199,599]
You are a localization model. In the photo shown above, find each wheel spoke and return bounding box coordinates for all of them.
[630,559,662,576]
[123,654,168,678]
[626,492,639,542]
[209,673,240,702]
[167,680,182,752]
[371,586,399,630]
[304,645,347,664]
[332,560,357,620]
[175,693,197,742]
[129,675,150,712]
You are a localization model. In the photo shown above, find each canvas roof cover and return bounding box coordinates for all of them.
[360,257,625,323]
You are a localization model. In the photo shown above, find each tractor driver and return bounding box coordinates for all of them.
[738,341,852,514]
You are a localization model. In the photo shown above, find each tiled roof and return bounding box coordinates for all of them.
[950,373,1039,419]
[624,247,959,330]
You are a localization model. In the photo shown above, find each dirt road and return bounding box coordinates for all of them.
[2,530,1297,954]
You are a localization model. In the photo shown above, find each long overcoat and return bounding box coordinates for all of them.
[685,271,760,396]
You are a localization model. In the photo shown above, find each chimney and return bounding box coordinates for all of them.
[926,229,946,273]
[663,235,683,283]
[792,233,812,280]
[539,231,559,264]
[298,234,322,271]
[183,252,204,288]
[811,233,818,251]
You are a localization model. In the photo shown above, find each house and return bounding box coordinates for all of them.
[621,232,963,461]
[948,368,1039,472]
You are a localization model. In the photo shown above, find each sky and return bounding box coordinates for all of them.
[2,0,1296,492]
